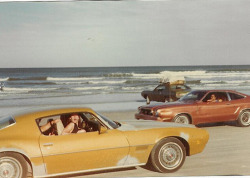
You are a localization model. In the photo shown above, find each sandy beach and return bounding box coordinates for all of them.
[1,94,250,177]
[1,1,250,177]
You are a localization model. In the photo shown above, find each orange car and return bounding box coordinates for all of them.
[135,90,250,126]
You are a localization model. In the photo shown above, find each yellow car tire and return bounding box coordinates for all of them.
[148,137,186,173]
[0,152,29,178]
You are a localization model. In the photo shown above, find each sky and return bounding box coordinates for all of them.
[0,0,249,68]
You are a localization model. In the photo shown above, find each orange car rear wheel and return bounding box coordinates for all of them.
[237,110,250,127]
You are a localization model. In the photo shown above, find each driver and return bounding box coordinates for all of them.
[207,94,218,102]
[61,114,86,135]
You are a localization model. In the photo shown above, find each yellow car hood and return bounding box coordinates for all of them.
[117,120,196,131]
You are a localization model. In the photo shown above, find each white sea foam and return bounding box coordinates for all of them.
[132,70,207,80]
[132,73,160,79]
[74,86,111,91]
[226,80,247,84]
[2,87,56,93]
[201,80,222,84]
[187,71,250,79]
[122,86,143,91]
[55,81,86,85]
[201,80,249,85]
[88,80,126,84]
[160,70,207,77]
[47,77,102,81]
[54,80,126,85]
[206,83,227,87]
[0,77,9,81]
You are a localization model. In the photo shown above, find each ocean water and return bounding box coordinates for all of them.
[0,65,250,111]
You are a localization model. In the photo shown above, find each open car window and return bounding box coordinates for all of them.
[155,85,166,91]
[171,85,188,90]
[179,91,207,102]
[36,112,106,136]
[203,92,228,102]
[37,115,62,136]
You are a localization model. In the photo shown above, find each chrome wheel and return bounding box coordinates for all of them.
[238,111,250,127]
[0,157,22,178]
[174,114,190,124]
[148,137,186,173]
[158,142,183,170]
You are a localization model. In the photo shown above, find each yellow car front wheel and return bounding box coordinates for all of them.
[148,137,186,173]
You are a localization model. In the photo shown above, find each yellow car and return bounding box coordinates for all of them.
[0,107,209,178]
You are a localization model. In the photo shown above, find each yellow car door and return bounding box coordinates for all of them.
[39,129,129,175]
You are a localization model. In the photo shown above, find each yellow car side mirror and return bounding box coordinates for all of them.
[99,126,108,134]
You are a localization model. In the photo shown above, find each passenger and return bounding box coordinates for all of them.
[61,114,86,135]
[207,94,218,102]
[40,119,61,135]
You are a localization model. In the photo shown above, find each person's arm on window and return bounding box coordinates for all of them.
[40,119,60,132]
[61,122,74,135]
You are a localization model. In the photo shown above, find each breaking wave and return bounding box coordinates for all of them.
[47,77,102,81]
[1,65,250,99]
[103,73,133,78]
[8,77,47,81]
[88,80,126,84]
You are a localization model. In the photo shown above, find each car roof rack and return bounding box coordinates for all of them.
[160,78,186,85]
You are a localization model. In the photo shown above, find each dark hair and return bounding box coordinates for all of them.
[67,114,82,127]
